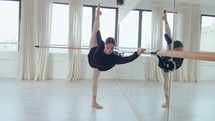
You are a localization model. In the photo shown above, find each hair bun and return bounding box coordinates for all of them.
[105,37,116,45]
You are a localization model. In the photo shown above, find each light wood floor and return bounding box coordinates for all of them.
[0,79,214,121]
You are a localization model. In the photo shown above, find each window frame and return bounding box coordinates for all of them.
[49,4,118,53]
[134,9,152,49]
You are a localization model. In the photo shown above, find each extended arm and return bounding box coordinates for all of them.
[93,30,105,62]
[116,52,139,64]
[96,30,103,46]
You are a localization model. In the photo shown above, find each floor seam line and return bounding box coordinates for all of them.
[115,79,146,121]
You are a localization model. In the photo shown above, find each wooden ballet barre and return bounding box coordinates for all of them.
[35,45,138,52]
[35,45,145,50]
[35,45,89,50]
[35,45,215,62]
[154,50,215,62]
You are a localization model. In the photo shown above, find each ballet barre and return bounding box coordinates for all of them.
[35,45,215,62]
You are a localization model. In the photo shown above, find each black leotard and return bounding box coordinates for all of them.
[88,30,139,71]
[157,34,184,72]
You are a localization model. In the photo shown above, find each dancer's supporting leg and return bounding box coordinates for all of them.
[92,68,103,109]
[162,70,170,108]
[90,5,103,109]
[161,10,171,108]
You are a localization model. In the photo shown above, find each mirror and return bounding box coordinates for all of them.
[168,0,215,120]
[117,0,215,120]
[117,0,176,121]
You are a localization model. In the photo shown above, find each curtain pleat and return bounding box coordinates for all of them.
[174,5,201,82]
[18,0,52,80]
[149,5,164,82]
[65,0,83,81]
[34,0,53,80]
[18,0,35,80]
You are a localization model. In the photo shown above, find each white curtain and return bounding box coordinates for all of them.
[66,0,83,81]
[174,5,201,82]
[18,0,35,80]
[34,0,53,80]
[149,5,164,82]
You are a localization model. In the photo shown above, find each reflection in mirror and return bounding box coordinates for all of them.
[169,60,215,121]
[117,0,176,121]
[200,15,215,52]
[168,0,215,121]
[85,0,215,120]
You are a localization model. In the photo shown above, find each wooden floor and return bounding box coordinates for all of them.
[0,79,214,121]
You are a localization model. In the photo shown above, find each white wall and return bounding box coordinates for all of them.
[116,55,151,80]
[47,53,149,80]
[1,52,215,81]
[200,61,215,81]
[0,52,18,78]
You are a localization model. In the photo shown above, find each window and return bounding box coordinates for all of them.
[50,3,69,53]
[119,11,139,48]
[99,8,116,41]
[119,10,173,51]
[81,6,92,47]
[141,11,152,49]
[50,5,117,54]
[200,15,215,52]
[142,11,174,50]
[0,0,19,52]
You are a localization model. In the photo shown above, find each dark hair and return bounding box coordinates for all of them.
[105,37,116,45]
[173,40,183,49]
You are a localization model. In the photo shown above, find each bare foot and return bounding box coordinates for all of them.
[97,5,102,16]
[92,103,103,109]
[162,15,167,21]
[162,102,169,108]
[162,10,167,21]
